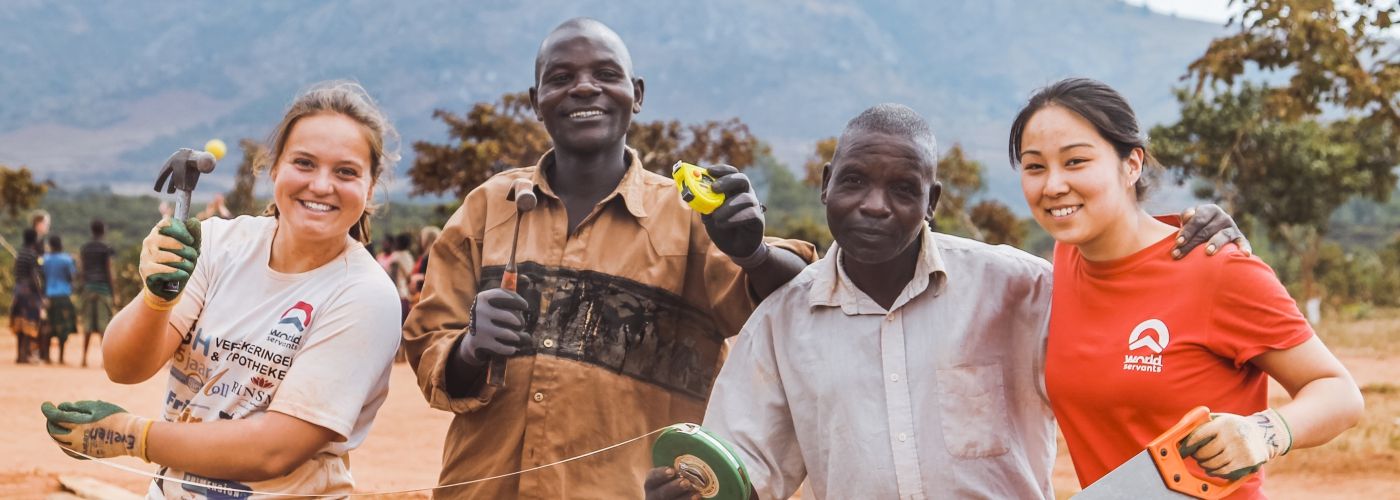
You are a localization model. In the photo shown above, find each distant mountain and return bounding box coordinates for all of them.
[0,0,1222,208]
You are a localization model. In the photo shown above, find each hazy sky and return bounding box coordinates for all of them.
[1124,0,1237,23]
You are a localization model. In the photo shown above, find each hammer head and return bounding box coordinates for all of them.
[154,148,220,194]
[508,178,537,212]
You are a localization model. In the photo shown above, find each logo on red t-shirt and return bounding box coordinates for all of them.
[1123,319,1169,373]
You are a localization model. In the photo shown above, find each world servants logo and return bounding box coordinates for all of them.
[268,301,314,350]
[1123,319,1169,373]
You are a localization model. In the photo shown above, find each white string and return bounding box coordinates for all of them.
[63,425,677,498]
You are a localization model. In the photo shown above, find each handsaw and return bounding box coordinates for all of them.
[1074,406,1251,499]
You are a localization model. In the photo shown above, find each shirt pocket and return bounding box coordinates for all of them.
[935,362,1012,458]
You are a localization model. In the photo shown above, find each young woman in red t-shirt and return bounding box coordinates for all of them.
[1010,78,1362,497]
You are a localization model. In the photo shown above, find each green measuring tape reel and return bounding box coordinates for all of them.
[651,423,752,500]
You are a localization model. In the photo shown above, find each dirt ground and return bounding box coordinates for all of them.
[1,325,1395,499]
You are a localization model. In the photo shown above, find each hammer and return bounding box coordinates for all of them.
[154,147,221,220]
[487,178,537,388]
[152,147,220,294]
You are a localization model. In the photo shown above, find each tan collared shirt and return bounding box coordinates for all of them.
[704,225,1057,499]
[402,149,816,499]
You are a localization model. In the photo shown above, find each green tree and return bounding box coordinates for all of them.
[0,165,49,218]
[932,144,989,240]
[1188,0,1399,138]
[629,118,766,176]
[224,138,264,216]
[969,200,1025,247]
[410,92,768,199]
[408,92,550,199]
[1152,84,1400,302]
[758,153,832,252]
[802,137,838,187]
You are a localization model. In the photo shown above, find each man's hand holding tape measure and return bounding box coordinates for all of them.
[673,162,770,269]
[139,217,202,311]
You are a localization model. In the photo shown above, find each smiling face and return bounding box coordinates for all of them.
[822,130,940,264]
[530,23,643,154]
[270,112,374,247]
[1018,105,1143,249]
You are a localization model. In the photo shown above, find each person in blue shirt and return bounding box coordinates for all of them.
[41,235,78,364]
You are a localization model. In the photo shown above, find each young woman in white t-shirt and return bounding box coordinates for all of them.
[41,81,404,498]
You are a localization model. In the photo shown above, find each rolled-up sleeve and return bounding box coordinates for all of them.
[402,190,493,413]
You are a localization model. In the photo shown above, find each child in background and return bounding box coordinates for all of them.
[42,235,78,364]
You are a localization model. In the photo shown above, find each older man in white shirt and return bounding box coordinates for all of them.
[648,103,1054,499]
[645,103,1240,500]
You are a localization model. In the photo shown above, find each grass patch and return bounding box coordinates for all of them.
[1315,307,1400,356]
[1268,379,1400,477]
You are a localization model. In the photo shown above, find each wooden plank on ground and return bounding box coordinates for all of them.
[57,475,141,500]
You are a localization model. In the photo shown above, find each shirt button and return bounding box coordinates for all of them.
[890,373,899,382]
[533,392,544,402]
[542,339,555,348]
[885,315,895,322]
[898,433,908,442]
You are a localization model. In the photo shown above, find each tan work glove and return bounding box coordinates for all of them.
[1181,408,1292,480]
[41,400,154,461]
[139,217,201,310]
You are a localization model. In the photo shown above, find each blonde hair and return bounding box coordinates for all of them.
[258,81,401,244]
[30,209,50,228]
[419,225,442,252]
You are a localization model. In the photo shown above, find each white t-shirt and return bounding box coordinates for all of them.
[150,216,401,499]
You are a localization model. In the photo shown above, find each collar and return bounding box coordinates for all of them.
[532,147,650,219]
[808,221,948,315]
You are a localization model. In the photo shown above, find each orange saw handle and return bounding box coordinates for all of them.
[1149,406,1249,499]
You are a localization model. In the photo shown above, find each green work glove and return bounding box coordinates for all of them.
[140,217,202,308]
[41,400,154,461]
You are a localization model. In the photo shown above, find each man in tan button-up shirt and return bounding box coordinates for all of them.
[402,18,815,499]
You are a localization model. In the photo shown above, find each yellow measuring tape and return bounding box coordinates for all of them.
[63,425,675,497]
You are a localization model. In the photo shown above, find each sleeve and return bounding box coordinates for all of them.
[1024,256,1055,406]
[401,189,491,413]
[169,218,218,337]
[1208,251,1315,367]
[268,275,401,440]
[702,312,806,500]
[686,212,818,336]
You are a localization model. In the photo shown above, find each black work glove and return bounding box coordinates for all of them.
[1173,204,1251,259]
[701,165,768,267]
[456,288,532,366]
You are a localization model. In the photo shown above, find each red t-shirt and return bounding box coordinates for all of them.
[1046,226,1313,499]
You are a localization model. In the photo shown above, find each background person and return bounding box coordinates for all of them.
[10,228,44,364]
[40,81,404,498]
[409,225,440,305]
[387,232,416,321]
[77,219,120,368]
[41,235,78,365]
[1011,78,1363,497]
